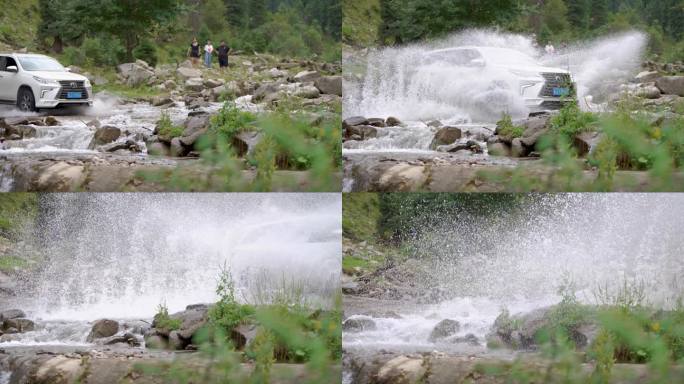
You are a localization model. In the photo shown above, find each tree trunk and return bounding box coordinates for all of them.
[51,36,63,54]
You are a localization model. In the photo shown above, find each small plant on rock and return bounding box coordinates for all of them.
[209,263,256,336]
[154,301,182,331]
[496,112,525,139]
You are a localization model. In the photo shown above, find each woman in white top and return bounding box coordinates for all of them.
[204,40,214,68]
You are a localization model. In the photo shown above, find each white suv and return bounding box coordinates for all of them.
[0,53,93,111]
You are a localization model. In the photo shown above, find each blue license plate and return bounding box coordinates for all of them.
[67,91,82,99]
[553,87,570,97]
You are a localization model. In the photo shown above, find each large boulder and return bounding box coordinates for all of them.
[428,319,460,342]
[185,78,204,92]
[519,113,552,148]
[636,85,662,99]
[151,304,210,350]
[294,85,321,99]
[230,323,258,350]
[179,113,211,148]
[253,82,281,102]
[87,319,119,342]
[573,131,602,157]
[0,309,25,321]
[634,71,660,83]
[342,316,376,333]
[231,131,262,157]
[177,67,202,80]
[343,116,368,129]
[314,76,342,96]
[88,126,121,149]
[375,356,426,384]
[293,70,320,83]
[346,125,377,140]
[2,318,35,333]
[429,126,462,149]
[655,76,684,96]
[117,62,154,87]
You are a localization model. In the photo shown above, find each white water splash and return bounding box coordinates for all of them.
[10,194,341,322]
[344,29,647,129]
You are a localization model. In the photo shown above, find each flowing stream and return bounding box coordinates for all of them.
[2,193,341,348]
[344,194,684,355]
[343,29,647,153]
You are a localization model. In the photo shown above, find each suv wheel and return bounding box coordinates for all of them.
[17,88,36,112]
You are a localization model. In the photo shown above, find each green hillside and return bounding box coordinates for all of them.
[342,0,381,47]
[0,0,40,49]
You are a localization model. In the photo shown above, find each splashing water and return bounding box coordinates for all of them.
[343,30,647,151]
[344,194,684,354]
[9,194,341,324]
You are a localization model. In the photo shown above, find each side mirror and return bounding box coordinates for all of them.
[6,66,18,73]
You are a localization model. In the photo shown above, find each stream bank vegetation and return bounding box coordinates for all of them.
[482,278,684,383]
[140,265,341,383]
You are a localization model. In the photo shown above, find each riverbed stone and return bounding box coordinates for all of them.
[88,126,121,149]
[231,323,258,350]
[0,309,25,321]
[428,319,461,342]
[346,125,378,140]
[656,76,684,96]
[376,355,426,384]
[574,131,602,157]
[343,116,368,129]
[294,85,321,99]
[342,317,376,333]
[488,142,510,156]
[520,113,552,148]
[101,332,141,347]
[144,334,168,349]
[2,318,35,332]
[293,70,320,83]
[386,116,403,127]
[430,127,463,149]
[87,319,119,341]
[314,75,342,96]
[177,67,202,80]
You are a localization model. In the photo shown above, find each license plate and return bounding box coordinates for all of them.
[67,91,82,99]
[553,87,570,97]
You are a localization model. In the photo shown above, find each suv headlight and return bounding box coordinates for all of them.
[84,78,92,87]
[33,76,60,86]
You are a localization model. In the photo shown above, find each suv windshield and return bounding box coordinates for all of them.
[18,56,65,72]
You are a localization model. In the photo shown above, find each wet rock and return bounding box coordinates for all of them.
[343,116,368,129]
[386,116,403,127]
[5,125,37,139]
[437,140,481,154]
[342,316,376,333]
[170,137,186,157]
[427,120,442,128]
[86,119,101,129]
[574,131,602,157]
[44,116,59,126]
[634,71,660,83]
[231,323,258,350]
[185,78,204,91]
[101,332,141,347]
[656,76,684,96]
[144,334,168,349]
[366,118,386,127]
[454,333,480,346]
[488,142,510,156]
[98,139,142,153]
[147,142,170,157]
[177,67,202,80]
[519,113,552,148]
[179,113,211,148]
[87,319,119,341]
[253,82,282,102]
[231,131,262,157]
[165,304,210,340]
[168,330,185,350]
[314,75,342,96]
[376,355,426,384]
[151,95,173,107]
[2,318,35,333]
[511,138,525,157]
[88,126,121,149]
[636,85,662,99]
[428,319,460,342]
[294,85,321,99]
[293,70,320,83]
[346,125,378,140]
[0,309,25,321]
[430,126,462,149]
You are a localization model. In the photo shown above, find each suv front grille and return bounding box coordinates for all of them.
[58,80,88,100]
[539,73,574,98]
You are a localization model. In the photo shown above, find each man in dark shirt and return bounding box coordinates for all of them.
[217,41,230,69]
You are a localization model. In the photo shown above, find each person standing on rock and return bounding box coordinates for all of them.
[188,37,201,67]
[204,40,215,69]
[217,41,230,70]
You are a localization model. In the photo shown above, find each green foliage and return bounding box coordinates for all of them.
[342,193,380,242]
[133,39,158,67]
[209,102,257,142]
[246,327,276,384]
[153,302,182,332]
[550,102,598,138]
[496,113,525,140]
[81,36,126,66]
[252,134,277,192]
[0,194,38,239]
[156,112,184,141]
[342,0,381,46]
[0,0,39,49]
[208,263,256,335]
[61,46,86,67]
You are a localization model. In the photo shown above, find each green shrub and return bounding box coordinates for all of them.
[208,264,256,335]
[550,102,598,138]
[156,112,183,141]
[496,113,524,139]
[154,302,182,332]
[82,36,125,66]
[134,39,158,67]
[61,46,86,66]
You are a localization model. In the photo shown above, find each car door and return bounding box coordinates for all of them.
[0,56,9,100]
